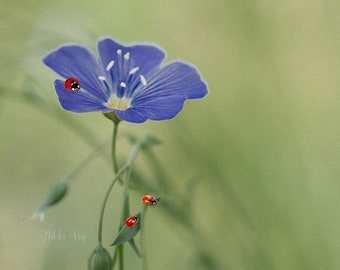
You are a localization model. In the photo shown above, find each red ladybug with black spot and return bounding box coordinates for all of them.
[125,215,138,227]
[142,195,158,206]
[64,78,80,93]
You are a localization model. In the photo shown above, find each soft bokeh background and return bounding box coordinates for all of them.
[1,0,340,269]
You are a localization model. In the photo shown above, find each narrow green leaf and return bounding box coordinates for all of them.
[111,213,141,246]
[128,239,141,258]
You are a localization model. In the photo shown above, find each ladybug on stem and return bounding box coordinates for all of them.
[142,195,158,206]
[64,78,80,93]
[125,215,138,227]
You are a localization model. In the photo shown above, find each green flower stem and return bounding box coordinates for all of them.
[117,155,133,270]
[140,205,148,270]
[117,142,142,270]
[97,140,143,244]
[97,164,128,244]
[121,166,132,220]
[97,114,144,270]
[111,246,119,268]
[111,121,120,174]
[102,112,121,174]
[118,244,124,270]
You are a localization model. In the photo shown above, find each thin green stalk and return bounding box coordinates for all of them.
[121,167,132,219]
[97,138,143,246]
[97,164,128,244]
[118,157,137,269]
[111,121,120,174]
[117,143,142,270]
[119,245,124,270]
[118,167,131,270]
[111,247,119,268]
[140,205,148,270]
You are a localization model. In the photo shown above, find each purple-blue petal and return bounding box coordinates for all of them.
[43,45,107,101]
[135,95,186,121]
[133,61,208,101]
[97,38,166,79]
[54,80,112,113]
[115,95,185,123]
[115,61,208,123]
[115,108,148,123]
[44,37,208,123]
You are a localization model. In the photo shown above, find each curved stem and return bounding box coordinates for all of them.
[97,164,128,244]
[97,141,143,244]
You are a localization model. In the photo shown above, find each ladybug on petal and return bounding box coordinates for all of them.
[64,78,80,93]
[142,195,158,206]
[125,215,138,227]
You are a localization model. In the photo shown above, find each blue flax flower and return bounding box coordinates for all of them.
[43,37,208,123]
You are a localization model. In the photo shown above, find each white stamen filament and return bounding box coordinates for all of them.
[140,75,147,86]
[106,60,115,71]
[129,67,139,75]
[98,76,106,81]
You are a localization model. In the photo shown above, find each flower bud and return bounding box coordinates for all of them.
[88,244,112,270]
[43,180,68,207]
[27,180,69,222]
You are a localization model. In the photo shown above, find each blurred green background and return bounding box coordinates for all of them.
[1,0,340,269]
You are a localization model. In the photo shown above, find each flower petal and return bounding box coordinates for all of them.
[44,38,208,123]
[115,62,208,123]
[116,95,186,123]
[54,80,112,113]
[97,38,166,83]
[98,38,165,71]
[133,61,208,101]
[115,108,148,123]
[43,45,107,101]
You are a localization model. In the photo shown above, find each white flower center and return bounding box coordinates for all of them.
[99,49,149,111]
[104,94,131,110]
